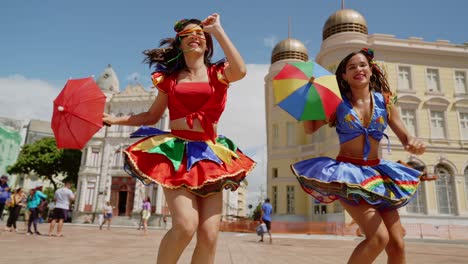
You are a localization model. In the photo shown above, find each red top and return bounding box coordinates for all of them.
[152,62,230,143]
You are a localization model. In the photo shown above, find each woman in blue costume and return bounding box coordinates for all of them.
[291,48,425,263]
[103,13,255,264]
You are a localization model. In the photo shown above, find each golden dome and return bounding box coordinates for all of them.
[323,9,368,40]
[271,38,309,63]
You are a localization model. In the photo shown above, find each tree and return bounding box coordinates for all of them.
[7,137,82,190]
[251,202,262,221]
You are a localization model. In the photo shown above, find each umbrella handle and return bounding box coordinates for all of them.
[103,122,111,127]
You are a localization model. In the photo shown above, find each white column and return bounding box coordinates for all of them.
[78,179,87,212]
[156,184,163,214]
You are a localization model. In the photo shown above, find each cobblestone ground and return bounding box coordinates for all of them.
[1,223,468,264]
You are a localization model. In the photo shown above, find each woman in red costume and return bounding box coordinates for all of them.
[103,13,255,264]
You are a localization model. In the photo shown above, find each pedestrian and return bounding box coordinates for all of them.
[259,198,273,243]
[141,196,151,235]
[291,48,425,263]
[48,182,75,237]
[26,185,47,235]
[99,201,113,230]
[5,188,27,232]
[103,13,255,264]
[0,175,11,221]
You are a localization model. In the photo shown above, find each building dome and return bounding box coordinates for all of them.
[322,9,368,40]
[271,38,308,64]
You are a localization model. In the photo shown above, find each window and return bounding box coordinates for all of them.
[272,168,278,178]
[286,122,295,146]
[398,66,412,90]
[272,124,279,146]
[406,162,427,214]
[90,148,100,167]
[272,186,278,213]
[112,149,123,167]
[85,181,96,206]
[401,109,416,136]
[426,68,440,92]
[430,111,445,138]
[455,71,467,94]
[406,180,427,214]
[286,185,295,214]
[459,112,468,140]
[435,165,456,215]
[464,167,468,204]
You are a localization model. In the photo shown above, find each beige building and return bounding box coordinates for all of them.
[266,8,468,225]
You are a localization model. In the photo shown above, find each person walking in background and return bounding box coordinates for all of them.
[48,182,75,237]
[260,198,273,243]
[291,48,425,263]
[99,201,113,230]
[26,186,47,235]
[5,188,27,232]
[103,13,254,264]
[141,196,151,235]
[0,175,11,221]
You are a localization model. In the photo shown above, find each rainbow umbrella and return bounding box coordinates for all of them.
[273,61,341,121]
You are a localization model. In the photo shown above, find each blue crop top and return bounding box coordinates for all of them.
[335,92,389,160]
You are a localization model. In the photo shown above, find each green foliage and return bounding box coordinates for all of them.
[43,187,55,202]
[7,137,82,190]
[251,202,262,221]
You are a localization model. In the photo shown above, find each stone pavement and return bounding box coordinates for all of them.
[1,223,468,264]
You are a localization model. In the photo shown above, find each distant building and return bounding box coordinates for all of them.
[0,118,24,176]
[266,8,468,225]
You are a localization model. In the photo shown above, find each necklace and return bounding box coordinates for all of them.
[353,93,371,105]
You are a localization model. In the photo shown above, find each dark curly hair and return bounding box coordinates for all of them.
[335,48,391,100]
[142,18,214,75]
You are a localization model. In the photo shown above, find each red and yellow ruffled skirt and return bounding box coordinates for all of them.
[123,127,256,197]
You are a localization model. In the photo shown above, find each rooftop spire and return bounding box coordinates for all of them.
[288,16,291,38]
[341,0,345,9]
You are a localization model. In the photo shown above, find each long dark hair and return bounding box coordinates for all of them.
[143,18,214,75]
[335,48,391,100]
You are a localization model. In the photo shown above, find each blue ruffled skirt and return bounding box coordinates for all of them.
[291,156,422,210]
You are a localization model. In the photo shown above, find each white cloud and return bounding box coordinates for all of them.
[263,35,279,49]
[0,75,59,121]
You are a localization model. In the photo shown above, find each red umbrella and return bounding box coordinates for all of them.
[52,77,106,149]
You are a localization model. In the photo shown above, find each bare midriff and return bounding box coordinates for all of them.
[337,135,380,160]
[170,117,217,134]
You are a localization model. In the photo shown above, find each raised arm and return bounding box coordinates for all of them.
[202,13,246,82]
[387,105,425,155]
[103,92,168,126]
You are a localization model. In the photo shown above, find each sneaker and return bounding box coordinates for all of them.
[26,231,33,235]
[35,231,41,235]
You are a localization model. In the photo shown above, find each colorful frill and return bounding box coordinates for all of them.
[291,157,422,210]
[124,127,256,197]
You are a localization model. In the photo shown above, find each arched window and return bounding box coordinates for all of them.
[435,164,456,215]
[464,166,468,203]
[112,148,123,167]
[406,161,427,214]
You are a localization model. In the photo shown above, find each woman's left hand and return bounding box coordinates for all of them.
[405,138,426,155]
[202,13,221,34]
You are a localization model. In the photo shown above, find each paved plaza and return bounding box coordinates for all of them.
[1,223,468,264]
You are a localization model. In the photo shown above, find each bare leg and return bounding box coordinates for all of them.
[340,201,389,264]
[156,188,199,264]
[381,209,406,264]
[57,219,64,236]
[48,219,56,236]
[107,218,111,230]
[191,192,222,264]
[143,219,148,235]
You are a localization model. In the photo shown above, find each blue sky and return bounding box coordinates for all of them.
[1,0,467,206]
[1,0,466,88]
